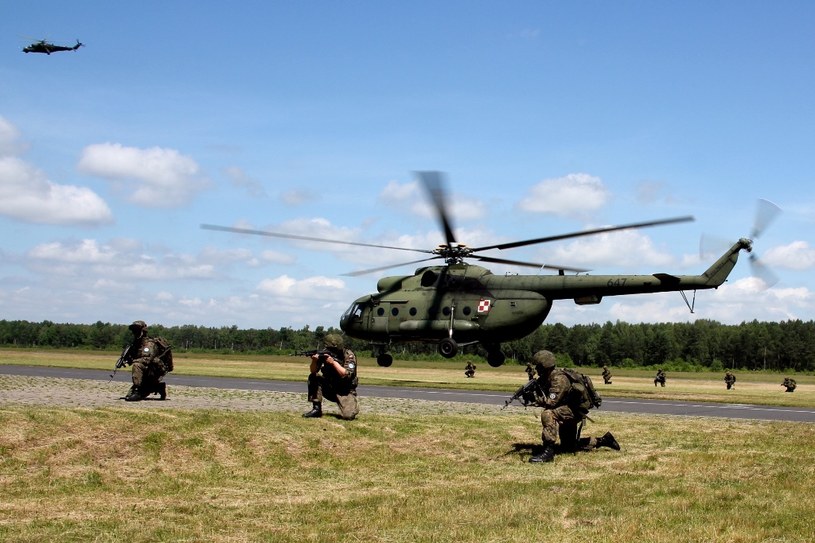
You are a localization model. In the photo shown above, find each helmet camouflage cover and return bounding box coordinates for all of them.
[128,320,147,332]
[532,350,556,369]
[323,334,344,351]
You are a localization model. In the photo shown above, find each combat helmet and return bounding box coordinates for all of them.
[532,350,556,370]
[323,333,345,352]
[128,320,147,333]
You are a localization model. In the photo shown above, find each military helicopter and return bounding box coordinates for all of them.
[23,39,84,54]
[203,172,772,367]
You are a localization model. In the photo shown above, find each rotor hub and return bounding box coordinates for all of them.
[433,243,473,264]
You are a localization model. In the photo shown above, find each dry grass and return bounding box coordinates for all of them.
[1,399,814,543]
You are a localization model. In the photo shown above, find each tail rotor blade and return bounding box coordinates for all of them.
[749,254,779,289]
[752,198,781,239]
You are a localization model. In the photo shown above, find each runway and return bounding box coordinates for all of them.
[2,364,814,423]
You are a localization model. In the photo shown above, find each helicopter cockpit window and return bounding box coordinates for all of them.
[342,303,363,320]
[421,270,438,287]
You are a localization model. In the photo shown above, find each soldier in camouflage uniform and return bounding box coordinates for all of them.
[122,320,173,402]
[724,371,736,390]
[782,377,797,392]
[528,350,620,463]
[302,334,359,420]
[464,361,476,378]
[654,369,666,387]
[602,365,612,384]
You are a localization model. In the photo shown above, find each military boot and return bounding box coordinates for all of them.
[596,432,620,451]
[157,382,167,400]
[124,386,143,402]
[302,403,322,418]
[529,444,555,463]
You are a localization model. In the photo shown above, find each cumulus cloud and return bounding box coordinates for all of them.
[379,179,486,222]
[78,142,210,206]
[544,229,677,269]
[0,116,25,156]
[0,146,112,226]
[27,238,215,281]
[257,274,346,299]
[764,241,815,271]
[519,173,609,217]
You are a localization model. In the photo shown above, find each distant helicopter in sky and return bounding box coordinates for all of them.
[23,39,84,55]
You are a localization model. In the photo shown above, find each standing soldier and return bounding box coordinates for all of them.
[527,350,620,463]
[724,371,736,390]
[302,334,359,420]
[782,377,797,392]
[654,369,666,387]
[602,365,613,384]
[464,361,476,378]
[121,320,173,402]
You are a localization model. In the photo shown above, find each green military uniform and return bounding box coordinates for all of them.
[303,334,359,420]
[528,350,619,463]
[602,365,612,384]
[464,362,476,378]
[654,369,666,387]
[123,320,172,401]
[782,377,797,392]
[724,371,736,390]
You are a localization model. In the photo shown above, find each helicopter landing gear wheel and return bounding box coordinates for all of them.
[486,347,505,367]
[438,338,458,358]
[376,353,393,367]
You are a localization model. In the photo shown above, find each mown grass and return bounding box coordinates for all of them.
[2,347,813,408]
[1,406,813,542]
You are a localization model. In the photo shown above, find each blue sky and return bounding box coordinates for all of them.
[2,1,814,331]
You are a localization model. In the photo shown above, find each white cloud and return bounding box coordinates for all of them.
[0,156,113,225]
[379,179,486,223]
[0,118,112,225]
[78,142,210,207]
[0,116,25,156]
[224,166,267,198]
[519,173,609,217]
[764,241,815,271]
[544,229,677,269]
[257,274,346,299]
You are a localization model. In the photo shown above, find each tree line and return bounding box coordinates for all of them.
[0,318,813,372]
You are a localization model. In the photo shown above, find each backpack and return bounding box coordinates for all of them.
[154,336,174,373]
[561,368,602,410]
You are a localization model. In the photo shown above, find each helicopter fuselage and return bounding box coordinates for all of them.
[340,239,751,363]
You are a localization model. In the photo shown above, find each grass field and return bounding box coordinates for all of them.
[1,348,814,542]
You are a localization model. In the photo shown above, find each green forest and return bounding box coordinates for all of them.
[2,318,814,372]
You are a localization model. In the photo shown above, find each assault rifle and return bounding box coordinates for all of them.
[502,378,542,409]
[297,349,344,364]
[109,343,132,381]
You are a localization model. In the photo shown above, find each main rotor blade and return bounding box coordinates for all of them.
[475,255,590,273]
[416,171,457,246]
[201,224,434,254]
[752,198,781,239]
[472,216,695,252]
[342,256,441,277]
